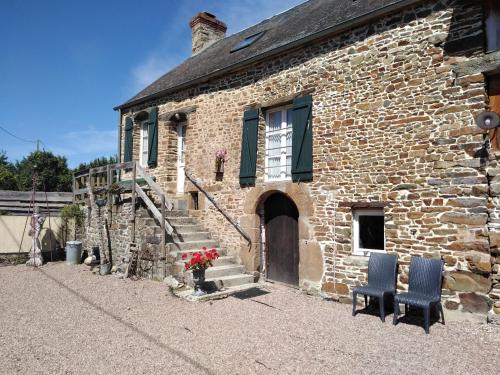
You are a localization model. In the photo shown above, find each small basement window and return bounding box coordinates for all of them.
[353,209,385,255]
[486,0,500,52]
[230,31,265,52]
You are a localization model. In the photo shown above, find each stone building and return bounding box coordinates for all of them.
[87,0,500,321]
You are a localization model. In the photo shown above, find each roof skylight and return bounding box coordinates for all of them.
[230,31,266,52]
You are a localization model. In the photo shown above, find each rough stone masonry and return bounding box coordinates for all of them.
[80,0,500,322]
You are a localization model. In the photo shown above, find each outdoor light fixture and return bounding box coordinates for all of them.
[476,111,500,129]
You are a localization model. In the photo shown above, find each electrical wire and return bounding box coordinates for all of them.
[0,125,37,144]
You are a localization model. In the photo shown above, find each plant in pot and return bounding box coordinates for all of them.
[214,148,227,180]
[60,204,85,243]
[182,247,220,296]
[60,204,85,262]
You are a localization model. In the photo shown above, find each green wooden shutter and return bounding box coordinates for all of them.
[239,108,259,185]
[124,117,133,162]
[147,107,158,168]
[291,95,313,182]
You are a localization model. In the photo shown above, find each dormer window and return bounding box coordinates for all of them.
[231,31,265,53]
[486,0,500,52]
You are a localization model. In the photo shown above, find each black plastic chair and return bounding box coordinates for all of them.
[393,256,444,334]
[352,253,398,322]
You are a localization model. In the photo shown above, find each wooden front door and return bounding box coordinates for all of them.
[265,193,299,286]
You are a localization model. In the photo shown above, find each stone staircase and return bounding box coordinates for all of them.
[137,199,257,298]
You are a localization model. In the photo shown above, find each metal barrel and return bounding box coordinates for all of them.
[65,241,82,265]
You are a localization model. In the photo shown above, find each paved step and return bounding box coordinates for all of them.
[164,211,190,218]
[167,217,198,225]
[173,240,219,251]
[206,274,255,288]
[174,283,262,302]
[185,264,246,279]
[172,232,212,242]
[172,224,205,233]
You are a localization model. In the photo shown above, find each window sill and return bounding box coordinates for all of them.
[352,249,386,257]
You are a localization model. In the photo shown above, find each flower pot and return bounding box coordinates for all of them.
[99,262,111,275]
[192,269,206,296]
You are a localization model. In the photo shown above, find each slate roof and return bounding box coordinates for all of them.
[116,0,421,109]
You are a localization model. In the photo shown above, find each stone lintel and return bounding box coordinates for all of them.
[158,106,197,122]
[338,201,392,209]
[250,88,316,111]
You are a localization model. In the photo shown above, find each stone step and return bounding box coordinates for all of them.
[167,217,198,225]
[174,283,262,302]
[172,224,205,233]
[172,232,212,242]
[206,274,255,288]
[186,264,246,279]
[172,240,219,251]
[164,210,190,218]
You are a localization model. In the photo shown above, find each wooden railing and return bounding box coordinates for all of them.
[73,161,174,256]
[185,170,252,246]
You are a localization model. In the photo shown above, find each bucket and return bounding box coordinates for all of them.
[65,241,82,265]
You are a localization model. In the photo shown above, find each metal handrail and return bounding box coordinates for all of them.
[185,170,252,246]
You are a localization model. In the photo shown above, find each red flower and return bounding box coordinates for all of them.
[181,253,187,260]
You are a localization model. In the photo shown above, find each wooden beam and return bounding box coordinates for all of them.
[131,162,137,243]
[135,164,174,210]
[135,184,173,235]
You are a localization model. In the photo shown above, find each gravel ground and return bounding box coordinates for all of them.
[0,263,498,374]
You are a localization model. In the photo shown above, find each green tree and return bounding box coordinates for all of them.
[16,151,72,192]
[0,150,18,190]
[76,155,117,172]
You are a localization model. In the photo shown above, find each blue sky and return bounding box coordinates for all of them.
[0,0,305,168]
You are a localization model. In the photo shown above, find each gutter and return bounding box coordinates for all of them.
[114,0,424,111]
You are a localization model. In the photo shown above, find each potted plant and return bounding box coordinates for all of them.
[60,204,85,243]
[182,247,220,295]
[215,148,227,172]
[60,204,85,262]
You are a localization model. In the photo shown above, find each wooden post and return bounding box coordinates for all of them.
[72,175,76,203]
[160,194,166,276]
[131,162,137,243]
[89,168,94,195]
[106,164,112,222]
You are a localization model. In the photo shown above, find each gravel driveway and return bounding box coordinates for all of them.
[0,263,497,374]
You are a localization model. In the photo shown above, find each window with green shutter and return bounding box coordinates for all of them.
[291,95,313,182]
[124,117,133,162]
[147,107,158,168]
[239,108,259,185]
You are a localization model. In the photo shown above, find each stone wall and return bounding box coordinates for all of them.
[117,0,499,320]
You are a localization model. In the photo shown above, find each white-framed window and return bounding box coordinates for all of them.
[352,209,385,255]
[265,106,293,181]
[140,121,149,167]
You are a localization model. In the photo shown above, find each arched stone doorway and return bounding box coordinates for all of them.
[263,192,299,286]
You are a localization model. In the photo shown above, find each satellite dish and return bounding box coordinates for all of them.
[476,111,500,129]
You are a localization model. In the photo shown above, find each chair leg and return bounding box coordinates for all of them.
[438,302,445,325]
[352,292,357,317]
[378,296,385,322]
[424,306,430,334]
[364,295,368,307]
[393,300,399,325]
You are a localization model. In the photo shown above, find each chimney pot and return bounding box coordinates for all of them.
[189,12,227,55]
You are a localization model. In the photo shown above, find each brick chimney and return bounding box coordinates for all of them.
[189,12,227,55]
